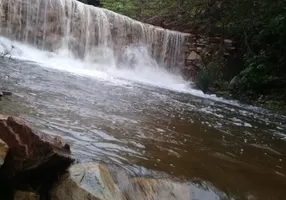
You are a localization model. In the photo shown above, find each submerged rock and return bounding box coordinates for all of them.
[51,162,125,200]
[0,89,12,97]
[124,178,191,200]
[0,115,73,178]
[2,90,12,96]
[14,191,40,200]
[51,162,214,200]
[0,139,8,168]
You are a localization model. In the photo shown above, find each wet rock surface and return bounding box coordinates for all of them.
[0,115,73,199]
[51,162,125,200]
[0,139,8,168]
[51,162,229,200]
[124,178,191,200]
[0,115,73,177]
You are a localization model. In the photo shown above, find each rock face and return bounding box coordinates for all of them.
[0,116,73,187]
[0,139,8,168]
[51,162,198,200]
[51,163,125,200]
[183,35,235,81]
[0,115,73,199]
[187,51,202,61]
[14,191,40,200]
[0,115,73,177]
[124,178,191,200]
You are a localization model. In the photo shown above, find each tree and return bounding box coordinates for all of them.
[102,0,286,95]
[80,0,101,7]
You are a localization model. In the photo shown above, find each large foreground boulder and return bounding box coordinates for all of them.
[51,163,125,200]
[0,115,74,198]
[0,115,73,177]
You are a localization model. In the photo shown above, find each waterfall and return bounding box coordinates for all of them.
[0,0,188,72]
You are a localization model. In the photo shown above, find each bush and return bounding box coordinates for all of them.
[196,69,211,93]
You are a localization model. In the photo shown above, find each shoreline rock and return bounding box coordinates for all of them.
[51,162,215,200]
[124,178,191,200]
[0,115,73,176]
[51,163,125,200]
[0,115,74,199]
[0,115,229,200]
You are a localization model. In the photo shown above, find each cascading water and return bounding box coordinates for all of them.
[0,0,188,73]
[1,2,286,199]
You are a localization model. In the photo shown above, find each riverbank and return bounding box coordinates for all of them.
[133,4,286,116]
[181,33,286,115]
[211,71,286,115]
[215,88,286,115]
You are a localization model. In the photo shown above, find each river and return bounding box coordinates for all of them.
[0,39,286,199]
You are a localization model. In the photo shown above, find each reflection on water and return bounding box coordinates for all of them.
[0,59,286,199]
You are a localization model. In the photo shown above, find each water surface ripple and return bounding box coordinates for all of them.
[1,59,286,199]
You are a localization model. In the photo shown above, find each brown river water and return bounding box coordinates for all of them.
[0,58,286,199]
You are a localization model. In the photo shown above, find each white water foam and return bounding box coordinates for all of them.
[0,36,262,111]
[0,0,251,109]
[0,0,186,70]
[0,36,190,90]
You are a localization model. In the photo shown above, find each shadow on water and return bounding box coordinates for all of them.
[1,58,286,199]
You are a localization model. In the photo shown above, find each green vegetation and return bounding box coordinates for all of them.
[196,69,212,94]
[102,0,286,109]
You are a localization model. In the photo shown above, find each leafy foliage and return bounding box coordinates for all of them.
[101,0,286,96]
[80,0,101,7]
[196,69,212,93]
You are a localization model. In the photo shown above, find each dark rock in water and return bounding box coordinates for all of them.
[215,91,232,99]
[0,89,12,98]
[207,87,216,93]
[0,115,74,197]
[2,90,12,96]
